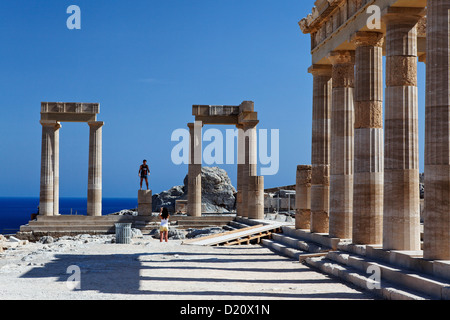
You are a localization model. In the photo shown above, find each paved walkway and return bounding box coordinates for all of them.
[0,237,377,300]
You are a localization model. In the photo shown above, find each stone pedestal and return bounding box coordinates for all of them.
[248,176,264,220]
[328,50,355,239]
[308,65,332,233]
[87,121,103,217]
[352,32,384,245]
[424,0,450,260]
[138,190,153,216]
[383,8,423,251]
[295,165,312,230]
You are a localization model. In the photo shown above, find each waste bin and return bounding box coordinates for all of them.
[115,223,132,244]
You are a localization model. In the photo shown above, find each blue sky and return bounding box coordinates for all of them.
[0,1,426,199]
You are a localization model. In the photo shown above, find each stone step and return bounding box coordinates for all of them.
[271,233,326,253]
[261,239,308,260]
[305,256,430,300]
[321,251,450,300]
[228,220,252,229]
[20,225,115,232]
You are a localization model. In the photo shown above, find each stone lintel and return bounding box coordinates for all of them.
[192,101,256,125]
[41,102,100,114]
[194,116,239,125]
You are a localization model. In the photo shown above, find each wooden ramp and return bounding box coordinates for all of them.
[182,223,283,247]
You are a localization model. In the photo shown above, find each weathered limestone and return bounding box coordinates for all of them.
[87,121,103,217]
[309,65,332,233]
[39,121,58,216]
[247,176,264,220]
[241,122,258,218]
[39,102,102,219]
[424,0,450,260]
[187,122,202,217]
[352,31,384,245]
[53,123,61,216]
[383,8,423,251]
[296,165,312,230]
[328,50,355,239]
[236,124,244,217]
[190,101,262,220]
[138,190,153,216]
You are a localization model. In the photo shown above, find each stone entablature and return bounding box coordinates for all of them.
[299,0,427,64]
[41,102,100,122]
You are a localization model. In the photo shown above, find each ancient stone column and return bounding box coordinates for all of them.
[308,64,332,233]
[295,165,312,230]
[383,8,423,251]
[424,0,450,260]
[188,122,202,217]
[328,50,355,239]
[53,122,61,216]
[236,124,244,216]
[39,121,57,216]
[248,176,264,220]
[352,32,384,245]
[87,121,104,217]
[241,122,258,218]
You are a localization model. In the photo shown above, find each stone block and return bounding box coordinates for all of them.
[138,190,152,216]
[433,260,450,282]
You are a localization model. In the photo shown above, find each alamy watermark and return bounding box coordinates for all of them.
[67,5,81,30]
[366,265,381,290]
[170,121,280,176]
[66,265,81,290]
[366,5,381,30]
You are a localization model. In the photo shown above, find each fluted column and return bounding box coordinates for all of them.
[236,124,244,216]
[53,123,61,215]
[241,122,258,218]
[248,176,264,220]
[296,165,312,230]
[424,0,450,260]
[309,65,332,233]
[87,121,103,217]
[328,50,355,239]
[188,122,202,217]
[39,121,58,216]
[352,32,384,245]
[383,9,423,251]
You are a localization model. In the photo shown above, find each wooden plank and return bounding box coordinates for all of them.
[182,224,264,245]
[182,223,283,246]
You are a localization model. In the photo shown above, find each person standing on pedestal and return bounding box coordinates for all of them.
[139,160,150,190]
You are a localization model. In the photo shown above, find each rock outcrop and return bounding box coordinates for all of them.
[152,167,236,214]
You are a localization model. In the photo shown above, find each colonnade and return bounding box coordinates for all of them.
[297,2,450,261]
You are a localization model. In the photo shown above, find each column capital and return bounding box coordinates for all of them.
[382,7,425,25]
[328,50,355,66]
[351,31,384,48]
[241,120,258,130]
[40,120,62,130]
[308,64,332,77]
[188,121,203,129]
[88,121,104,129]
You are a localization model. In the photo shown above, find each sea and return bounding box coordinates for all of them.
[0,197,138,234]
